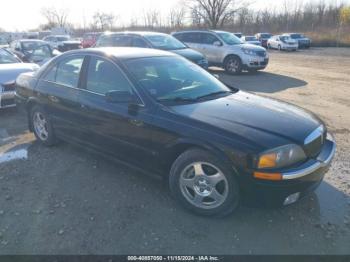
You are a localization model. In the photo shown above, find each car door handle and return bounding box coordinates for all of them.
[129,119,144,127]
[48,95,59,103]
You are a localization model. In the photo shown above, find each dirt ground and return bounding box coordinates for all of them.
[0,48,349,255]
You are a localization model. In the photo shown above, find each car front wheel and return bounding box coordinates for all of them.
[224,56,242,75]
[169,149,240,217]
[31,105,57,146]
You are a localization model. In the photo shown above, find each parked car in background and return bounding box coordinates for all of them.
[15,48,336,216]
[43,35,82,52]
[95,31,208,69]
[0,47,39,108]
[9,39,57,65]
[173,30,269,74]
[283,33,311,48]
[255,33,272,48]
[267,35,298,51]
[233,32,243,38]
[82,32,102,48]
[241,36,262,46]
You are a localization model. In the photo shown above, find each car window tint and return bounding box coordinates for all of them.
[201,33,219,45]
[132,37,149,48]
[43,64,58,81]
[181,33,201,43]
[56,57,84,88]
[86,57,133,95]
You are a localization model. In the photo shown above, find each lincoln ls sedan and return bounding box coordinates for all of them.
[15,48,336,216]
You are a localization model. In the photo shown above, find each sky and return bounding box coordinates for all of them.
[0,0,349,31]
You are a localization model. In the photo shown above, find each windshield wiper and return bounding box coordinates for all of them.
[157,97,198,103]
[196,91,232,100]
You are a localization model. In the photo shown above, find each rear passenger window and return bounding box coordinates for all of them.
[86,57,133,95]
[178,33,201,43]
[133,37,149,48]
[56,57,84,88]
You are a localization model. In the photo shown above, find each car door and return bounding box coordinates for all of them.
[198,33,223,64]
[76,55,156,170]
[35,55,85,140]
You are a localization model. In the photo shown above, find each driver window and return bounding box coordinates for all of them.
[86,57,133,95]
[201,33,220,45]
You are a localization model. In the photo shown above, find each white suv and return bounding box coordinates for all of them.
[172,30,269,74]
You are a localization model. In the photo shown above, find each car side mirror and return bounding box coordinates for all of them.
[213,41,222,47]
[105,90,136,104]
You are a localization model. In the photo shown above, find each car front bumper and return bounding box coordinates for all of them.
[241,136,336,207]
[243,56,269,70]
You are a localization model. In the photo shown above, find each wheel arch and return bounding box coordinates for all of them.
[161,138,237,178]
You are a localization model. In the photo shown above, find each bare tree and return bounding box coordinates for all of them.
[142,9,161,28]
[168,6,186,28]
[187,0,246,29]
[92,12,117,31]
[41,7,70,28]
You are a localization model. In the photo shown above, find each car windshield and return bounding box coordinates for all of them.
[22,42,52,60]
[216,32,242,45]
[280,36,291,41]
[290,34,303,39]
[260,34,272,39]
[125,56,233,103]
[143,34,187,50]
[245,36,258,41]
[57,36,70,41]
[0,49,20,64]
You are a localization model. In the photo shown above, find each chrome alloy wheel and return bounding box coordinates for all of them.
[33,112,49,141]
[226,58,239,73]
[179,162,229,209]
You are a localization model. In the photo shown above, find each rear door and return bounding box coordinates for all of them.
[198,33,223,64]
[35,55,85,139]
[76,55,156,169]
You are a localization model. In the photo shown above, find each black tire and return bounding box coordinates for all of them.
[169,149,240,217]
[30,105,57,146]
[223,55,242,75]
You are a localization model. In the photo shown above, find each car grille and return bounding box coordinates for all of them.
[0,98,15,108]
[2,82,15,92]
[256,51,266,57]
[303,128,326,158]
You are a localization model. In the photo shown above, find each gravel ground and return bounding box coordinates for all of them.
[0,48,349,255]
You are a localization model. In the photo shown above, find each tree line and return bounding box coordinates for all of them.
[37,1,349,32]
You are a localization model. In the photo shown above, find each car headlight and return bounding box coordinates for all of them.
[257,144,306,169]
[241,48,256,56]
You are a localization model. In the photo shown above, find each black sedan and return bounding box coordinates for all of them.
[15,48,336,216]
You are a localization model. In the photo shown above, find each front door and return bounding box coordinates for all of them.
[76,55,156,170]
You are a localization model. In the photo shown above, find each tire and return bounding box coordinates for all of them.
[169,149,240,217]
[223,55,242,75]
[267,43,271,49]
[30,105,57,146]
[278,45,282,51]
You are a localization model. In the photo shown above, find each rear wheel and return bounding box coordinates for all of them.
[169,149,240,217]
[30,105,57,146]
[224,56,242,75]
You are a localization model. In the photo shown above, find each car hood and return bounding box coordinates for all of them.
[0,63,38,84]
[238,43,266,51]
[170,91,322,149]
[171,48,205,62]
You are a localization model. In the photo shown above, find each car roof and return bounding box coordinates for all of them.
[101,31,169,37]
[173,30,217,34]
[18,39,48,43]
[62,47,177,60]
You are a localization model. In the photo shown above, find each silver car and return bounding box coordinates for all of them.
[0,48,39,108]
[172,30,269,74]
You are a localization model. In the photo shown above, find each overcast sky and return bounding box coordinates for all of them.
[0,0,349,31]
